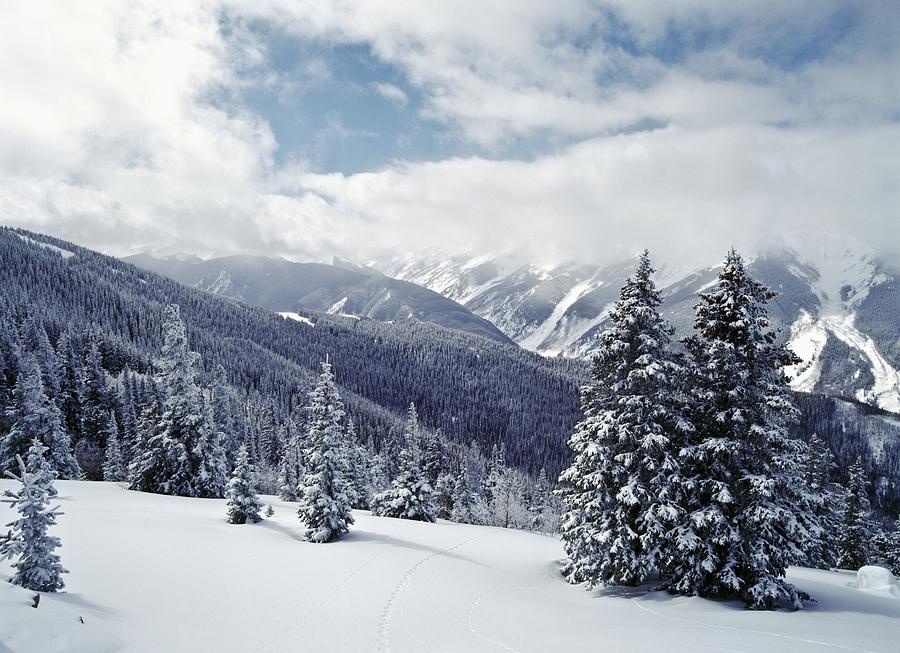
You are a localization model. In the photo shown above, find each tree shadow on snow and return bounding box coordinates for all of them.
[255,518,306,542]
[341,530,490,568]
[55,592,121,617]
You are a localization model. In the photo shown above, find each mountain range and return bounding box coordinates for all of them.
[378,234,900,414]
[124,233,900,415]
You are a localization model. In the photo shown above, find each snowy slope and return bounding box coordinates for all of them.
[2,481,898,653]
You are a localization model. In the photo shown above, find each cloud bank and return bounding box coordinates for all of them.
[0,1,897,265]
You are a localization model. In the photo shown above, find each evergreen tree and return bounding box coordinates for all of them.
[871,518,900,575]
[669,249,821,609]
[372,403,436,522]
[434,472,456,520]
[211,364,239,461]
[26,438,59,498]
[345,418,372,509]
[560,251,689,587]
[422,428,444,488]
[78,333,110,448]
[296,362,354,542]
[102,412,126,482]
[370,454,390,496]
[119,370,140,465]
[0,316,21,435]
[837,457,872,570]
[127,400,162,491]
[450,470,476,524]
[1,354,80,479]
[54,325,83,440]
[193,398,228,498]
[20,314,61,401]
[225,445,263,524]
[0,454,67,592]
[276,417,302,502]
[131,305,226,498]
[803,434,841,568]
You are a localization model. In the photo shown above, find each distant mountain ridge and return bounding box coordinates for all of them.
[123,252,515,346]
[378,234,900,414]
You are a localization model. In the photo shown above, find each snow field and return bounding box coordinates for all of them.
[1,481,898,653]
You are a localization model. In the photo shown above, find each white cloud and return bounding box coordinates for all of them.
[372,82,408,106]
[0,0,897,266]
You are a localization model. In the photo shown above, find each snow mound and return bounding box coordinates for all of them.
[855,566,900,597]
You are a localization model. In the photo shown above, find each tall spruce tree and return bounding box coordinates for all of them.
[276,416,302,502]
[26,439,59,498]
[669,249,821,609]
[0,454,67,592]
[296,362,354,543]
[79,333,110,449]
[559,251,689,587]
[226,445,263,524]
[102,412,126,482]
[803,433,840,568]
[54,325,83,440]
[372,403,436,522]
[1,354,80,479]
[837,457,872,570]
[131,305,226,497]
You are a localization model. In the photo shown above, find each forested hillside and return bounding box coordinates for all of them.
[0,228,583,474]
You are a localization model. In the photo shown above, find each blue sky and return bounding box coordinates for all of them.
[0,1,897,263]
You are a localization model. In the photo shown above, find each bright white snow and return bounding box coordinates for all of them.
[277,312,314,327]
[855,566,900,598]
[786,310,829,392]
[1,481,898,653]
[16,234,75,259]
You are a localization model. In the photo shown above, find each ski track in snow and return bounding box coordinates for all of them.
[464,563,560,653]
[252,547,390,652]
[621,589,881,653]
[378,531,494,653]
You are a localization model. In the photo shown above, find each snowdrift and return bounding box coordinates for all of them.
[1,481,898,652]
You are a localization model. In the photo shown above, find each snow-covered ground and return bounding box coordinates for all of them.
[1,481,897,653]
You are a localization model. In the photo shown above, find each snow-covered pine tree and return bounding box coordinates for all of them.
[422,428,444,488]
[26,439,59,498]
[836,457,872,570]
[192,397,228,498]
[127,400,162,491]
[669,249,821,610]
[803,433,840,568]
[132,305,227,498]
[871,518,900,575]
[276,417,302,502]
[344,418,372,509]
[20,314,61,401]
[433,472,456,520]
[54,324,83,440]
[371,403,436,522]
[1,354,80,479]
[296,362,354,542]
[450,470,476,524]
[370,453,390,496]
[0,454,67,592]
[119,370,140,465]
[78,333,110,450]
[531,468,559,533]
[559,250,690,587]
[225,445,263,524]
[102,411,126,482]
